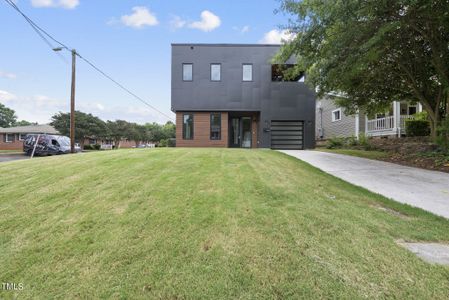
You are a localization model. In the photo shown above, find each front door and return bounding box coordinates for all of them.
[229,118,240,147]
[229,117,252,148]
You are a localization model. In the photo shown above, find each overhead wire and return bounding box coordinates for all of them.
[3,0,174,122]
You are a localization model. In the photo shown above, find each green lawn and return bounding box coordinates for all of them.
[316,148,389,160]
[1,149,449,299]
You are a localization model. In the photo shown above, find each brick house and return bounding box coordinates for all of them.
[0,124,59,150]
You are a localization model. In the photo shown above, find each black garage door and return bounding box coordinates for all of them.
[270,120,304,150]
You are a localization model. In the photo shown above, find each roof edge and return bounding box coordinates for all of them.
[171,43,282,47]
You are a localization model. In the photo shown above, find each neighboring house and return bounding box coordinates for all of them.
[316,96,423,139]
[171,44,316,150]
[0,124,59,150]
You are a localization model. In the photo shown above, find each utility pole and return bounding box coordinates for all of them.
[70,49,76,153]
[54,47,76,153]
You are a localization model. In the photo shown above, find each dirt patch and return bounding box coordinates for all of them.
[352,137,449,173]
[397,241,449,266]
[382,152,449,173]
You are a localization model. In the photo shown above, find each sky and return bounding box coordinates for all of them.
[0,0,293,124]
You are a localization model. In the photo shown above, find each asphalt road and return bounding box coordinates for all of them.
[0,153,29,163]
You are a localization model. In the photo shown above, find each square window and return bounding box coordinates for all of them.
[210,64,221,81]
[243,64,253,81]
[332,109,342,122]
[183,64,193,81]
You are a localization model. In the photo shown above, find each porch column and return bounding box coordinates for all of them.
[355,111,360,139]
[418,102,423,113]
[393,101,401,138]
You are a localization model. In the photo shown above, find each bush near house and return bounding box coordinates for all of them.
[436,119,449,153]
[326,134,373,151]
[405,119,431,137]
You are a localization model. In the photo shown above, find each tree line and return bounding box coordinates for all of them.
[0,103,35,127]
[50,111,175,148]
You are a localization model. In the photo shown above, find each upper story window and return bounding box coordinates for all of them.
[183,113,194,140]
[332,108,342,122]
[242,64,253,81]
[210,113,221,140]
[210,64,221,81]
[271,64,305,82]
[183,63,193,81]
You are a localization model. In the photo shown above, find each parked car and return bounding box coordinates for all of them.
[23,134,80,156]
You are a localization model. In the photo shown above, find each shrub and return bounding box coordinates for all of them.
[436,119,449,153]
[347,136,358,147]
[93,144,101,150]
[158,139,168,147]
[83,144,93,150]
[405,119,430,137]
[167,138,176,147]
[358,133,373,150]
[413,111,428,121]
[326,137,345,149]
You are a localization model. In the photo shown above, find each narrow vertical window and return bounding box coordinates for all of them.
[183,114,194,139]
[210,113,221,140]
[210,64,221,81]
[183,64,193,81]
[242,64,253,81]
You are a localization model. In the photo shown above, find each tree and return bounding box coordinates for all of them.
[277,0,449,136]
[0,103,17,128]
[144,121,176,143]
[15,120,36,126]
[51,111,108,149]
[107,120,130,149]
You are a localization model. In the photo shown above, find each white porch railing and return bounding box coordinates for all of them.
[366,115,415,136]
[367,116,395,132]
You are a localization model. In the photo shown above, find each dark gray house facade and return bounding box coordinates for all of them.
[171,44,316,149]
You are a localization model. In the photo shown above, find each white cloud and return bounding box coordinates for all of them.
[233,25,250,34]
[188,10,221,32]
[0,90,17,102]
[120,6,159,29]
[169,15,187,30]
[31,0,79,9]
[259,29,295,44]
[0,90,171,124]
[0,71,17,79]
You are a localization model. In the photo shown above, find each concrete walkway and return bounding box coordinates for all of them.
[280,150,449,219]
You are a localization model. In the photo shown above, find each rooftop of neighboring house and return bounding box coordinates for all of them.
[0,124,60,134]
[171,43,282,47]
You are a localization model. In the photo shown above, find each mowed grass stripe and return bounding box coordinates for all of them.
[0,148,448,299]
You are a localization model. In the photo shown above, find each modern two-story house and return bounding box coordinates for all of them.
[171,44,316,149]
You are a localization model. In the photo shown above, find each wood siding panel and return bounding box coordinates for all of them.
[176,112,228,147]
[316,96,356,139]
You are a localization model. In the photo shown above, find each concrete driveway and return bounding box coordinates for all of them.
[280,150,449,219]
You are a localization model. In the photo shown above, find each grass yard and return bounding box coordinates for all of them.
[316,148,389,160]
[1,148,449,299]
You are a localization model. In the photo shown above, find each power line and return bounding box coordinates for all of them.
[3,0,174,122]
[4,0,68,64]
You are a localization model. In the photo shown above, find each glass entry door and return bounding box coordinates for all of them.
[229,117,252,148]
[229,118,240,147]
[241,117,252,148]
